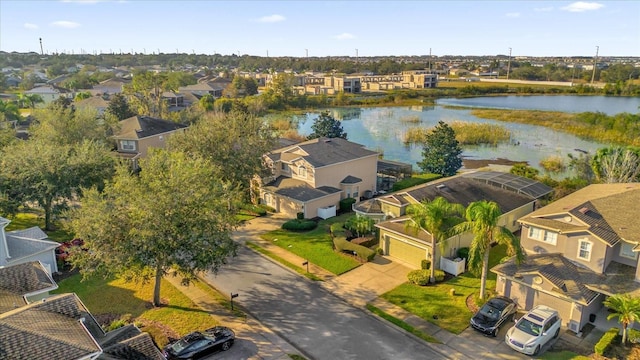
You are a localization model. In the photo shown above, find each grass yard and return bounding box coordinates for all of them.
[540,351,591,360]
[247,241,323,281]
[5,211,73,242]
[260,213,361,275]
[381,244,508,334]
[54,273,218,347]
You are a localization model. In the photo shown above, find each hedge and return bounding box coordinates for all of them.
[240,204,268,216]
[421,259,431,270]
[408,269,445,285]
[282,219,318,231]
[595,327,619,355]
[339,198,356,213]
[457,247,469,260]
[391,174,442,192]
[333,236,376,262]
[330,222,347,237]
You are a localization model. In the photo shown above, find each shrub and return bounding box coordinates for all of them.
[352,237,378,248]
[595,327,619,355]
[258,204,276,213]
[457,247,469,260]
[434,270,445,282]
[408,269,430,286]
[240,203,267,216]
[628,328,640,343]
[282,219,317,231]
[377,247,384,255]
[421,259,431,270]
[296,212,304,220]
[330,222,347,238]
[339,198,356,213]
[333,236,376,262]
[392,174,441,191]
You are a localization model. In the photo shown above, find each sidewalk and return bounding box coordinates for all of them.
[165,274,302,360]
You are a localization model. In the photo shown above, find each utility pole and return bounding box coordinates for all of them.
[591,46,599,85]
[39,37,43,56]
[305,48,308,59]
[506,47,512,80]
[355,48,359,73]
[428,48,431,71]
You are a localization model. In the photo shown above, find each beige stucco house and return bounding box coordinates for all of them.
[113,115,188,169]
[366,171,552,271]
[493,183,640,334]
[260,137,379,219]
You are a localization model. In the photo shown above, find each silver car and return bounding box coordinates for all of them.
[505,305,561,355]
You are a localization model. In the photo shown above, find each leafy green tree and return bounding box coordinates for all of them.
[454,201,525,299]
[418,121,462,177]
[31,105,110,146]
[198,94,215,111]
[567,153,595,183]
[123,70,168,117]
[17,93,44,109]
[74,91,92,102]
[0,100,21,122]
[406,197,464,283]
[345,215,375,238]
[106,93,136,120]
[0,139,115,230]
[308,111,347,139]
[168,109,276,199]
[66,149,238,306]
[509,163,540,179]
[604,294,640,345]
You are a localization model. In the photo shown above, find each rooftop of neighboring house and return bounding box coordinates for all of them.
[266,137,379,168]
[97,324,165,360]
[25,84,71,94]
[1,217,60,269]
[263,176,342,202]
[519,183,640,246]
[0,261,57,313]
[113,115,188,140]
[75,95,110,109]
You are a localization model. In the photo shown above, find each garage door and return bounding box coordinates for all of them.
[387,236,428,269]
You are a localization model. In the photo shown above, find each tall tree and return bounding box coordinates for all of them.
[418,121,462,176]
[123,70,168,117]
[67,149,238,306]
[308,111,347,139]
[406,197,464,283]
[106,93,136,120]
[0,139,115,230]
[454,200,525,299]
[604,294,640,345]
[0,100,21,122]
[591,146,640,183]
[31,104,110,146]
[168,109,276,200]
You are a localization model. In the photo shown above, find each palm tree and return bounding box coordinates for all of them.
[604,294,640,344]
[406,197,464,284]
[454,200,525,299]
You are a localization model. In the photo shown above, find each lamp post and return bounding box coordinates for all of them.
[506,47,512,80]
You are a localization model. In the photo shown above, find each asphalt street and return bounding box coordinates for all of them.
[201,245,450,360]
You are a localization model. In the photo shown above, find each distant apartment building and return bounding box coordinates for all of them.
[360,71,438,91]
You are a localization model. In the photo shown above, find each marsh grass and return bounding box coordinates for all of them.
[539,155,567,173]
[403,122,511,146]
[399,115,421,123]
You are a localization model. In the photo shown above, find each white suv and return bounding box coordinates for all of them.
[505,305,561,356]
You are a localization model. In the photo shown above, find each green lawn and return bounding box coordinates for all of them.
[247,241,323,281]
[260,213,361,275]
[5,212,73,242]
[54,274,219,347]
[540,351,591,360]
[381,244,508,334]
[367,304,441,343]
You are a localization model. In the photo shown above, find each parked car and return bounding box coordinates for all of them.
[505,305,561,356]
[470,296,517,336]
[162,326,235,359]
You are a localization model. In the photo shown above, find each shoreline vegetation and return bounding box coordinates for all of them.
[403,122,512,147]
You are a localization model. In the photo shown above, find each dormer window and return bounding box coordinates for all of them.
[298,166,307,178]
[120,140,136,151]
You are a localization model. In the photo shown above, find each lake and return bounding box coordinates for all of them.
[291,96,640,173]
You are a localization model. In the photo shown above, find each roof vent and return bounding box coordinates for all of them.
[324,139,332,143]
[578,207,589,214]
[436,184,447,190]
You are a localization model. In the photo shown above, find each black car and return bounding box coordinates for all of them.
[163,326,235,359]
[470,296,517,337]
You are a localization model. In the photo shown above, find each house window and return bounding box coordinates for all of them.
[353,186,359,199]
[528,227,543,241]
[620,242,638,260]
[120,140,136,151]
[543,231,558,245]
[578,239,592,261]
[281,163,289,172]
[298,166,307,178]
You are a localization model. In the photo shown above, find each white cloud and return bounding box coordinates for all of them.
[257,14,285,23]
[51,21,81,28]
[561,2,604,12]
[24,23,39,30]
[334,33,355,40]
[534,7,553,12]
[506,12,520,18]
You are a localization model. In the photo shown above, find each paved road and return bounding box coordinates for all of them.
[201,245,450,360]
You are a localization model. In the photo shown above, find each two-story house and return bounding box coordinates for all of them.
[113,115,188,170]
[260,137,379,219]
[0,216,60,275]
[492,183,640,333]
[367,171,551,271]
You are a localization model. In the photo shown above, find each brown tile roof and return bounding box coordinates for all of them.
[520,184,640,246]
[0,293,102,360]
[0,261,57,313]
[492,253,602,305]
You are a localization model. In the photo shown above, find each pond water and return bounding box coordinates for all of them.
[436,95,640,115]
[293,106,610,173]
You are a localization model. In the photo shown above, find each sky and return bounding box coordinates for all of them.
[1,0,639,58]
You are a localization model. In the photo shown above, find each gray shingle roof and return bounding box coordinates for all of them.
[264,176,341,202]
[5,234,59,263]
[0,293,102,360]
[0,261,57,313]
[340,175,362,184]
[492,253,603,305]
[98,325,164,360]
[267,137,378,168]
[114,116,188,140]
